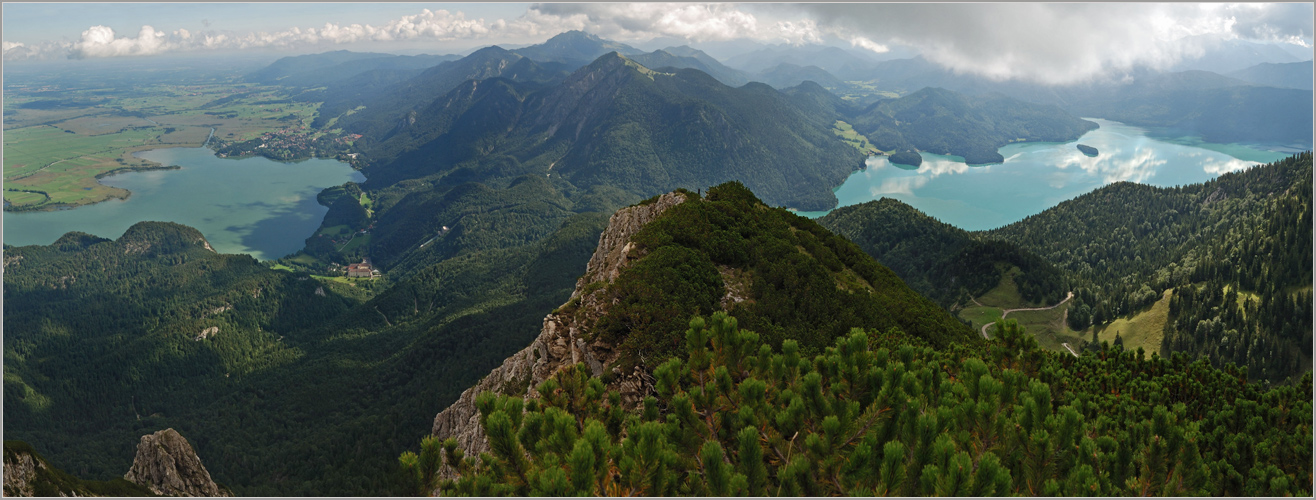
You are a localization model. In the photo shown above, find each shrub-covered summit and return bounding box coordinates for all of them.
[408,313,1312,497]
[561,182,980,368]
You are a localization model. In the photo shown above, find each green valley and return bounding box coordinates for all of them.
[3,81,358,211]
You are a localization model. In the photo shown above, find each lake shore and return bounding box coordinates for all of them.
[4,146,363,260]
[796,118,1298,230]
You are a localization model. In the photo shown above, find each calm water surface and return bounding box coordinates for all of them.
[4,148,364,260]
[794,119,1298,231]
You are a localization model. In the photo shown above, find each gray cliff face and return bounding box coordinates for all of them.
[2,448,42,497]
[430,191,686,474]
[123,428,231,497]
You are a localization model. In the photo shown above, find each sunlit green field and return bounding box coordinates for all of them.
[832,120,881,154]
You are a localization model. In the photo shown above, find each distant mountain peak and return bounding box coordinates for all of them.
[467,45,515,57]
[514,31,643,67]
[547,30,602,42]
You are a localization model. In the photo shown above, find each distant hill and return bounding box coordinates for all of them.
[512,30,644,69]
[1169,36,1305,74]
[1068,84,1313,144]
[780,80,860,120]
[1228,60,1314,90]
[246,50,459,87]
[724,43,883,80]
[629,47,749,86]
[754,62,848,90]
[853,57,1311,146]
[850,87,1098,164]
[333,46,568,139]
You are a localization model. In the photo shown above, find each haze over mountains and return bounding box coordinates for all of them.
[4,23,1313,497]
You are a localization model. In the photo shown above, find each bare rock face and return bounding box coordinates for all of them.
[430,192,686,475]
[124,428,231,497]
[2,447,42,497]
[3,442,100,497]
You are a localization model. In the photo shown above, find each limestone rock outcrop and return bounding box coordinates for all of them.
[2,441,103,497]
[3,446,43,497]
[430,192,685,473]
[123,428,231,497]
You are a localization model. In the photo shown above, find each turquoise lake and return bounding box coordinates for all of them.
[3,148,364,261]
[793,119,1300,231]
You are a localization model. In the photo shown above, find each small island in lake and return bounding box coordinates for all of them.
[1077,144,1099,157]
[888,150,923,167]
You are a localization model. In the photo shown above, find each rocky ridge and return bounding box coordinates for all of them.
[3,445,50,497]
[123,428,231,497]
[429,191,686,473]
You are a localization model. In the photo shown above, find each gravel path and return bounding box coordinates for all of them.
[979,291,1074,340]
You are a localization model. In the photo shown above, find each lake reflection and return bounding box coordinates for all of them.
[3,148,364,260]
[796,119,1296,231]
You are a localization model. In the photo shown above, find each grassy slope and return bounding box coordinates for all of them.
[1083,289,1171,356]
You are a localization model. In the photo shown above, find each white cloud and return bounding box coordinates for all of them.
[10,8,524,60]
[6,2,1311,75]
[871,175,929,197]
[849,36,888,54]
[2,40,72,60]
[1200,156,1257,175]
[1061,147,1166,184]
[70,25,170,58]
[795,3,1313,85]
[527,3,820,44]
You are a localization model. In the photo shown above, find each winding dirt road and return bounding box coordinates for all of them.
[979,291,1074,339]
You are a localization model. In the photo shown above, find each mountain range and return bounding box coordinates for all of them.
[5,29,1312,497]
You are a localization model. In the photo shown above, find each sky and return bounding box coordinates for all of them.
[3,2,1313,85]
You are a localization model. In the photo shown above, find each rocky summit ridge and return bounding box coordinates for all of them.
[430,191,687,473]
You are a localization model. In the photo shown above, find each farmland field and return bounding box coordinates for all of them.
[3,82,329,210]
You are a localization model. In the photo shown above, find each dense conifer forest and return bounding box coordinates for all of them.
[819,198,1068,308]
[988,153,1312,383]
[405,313,1312,496]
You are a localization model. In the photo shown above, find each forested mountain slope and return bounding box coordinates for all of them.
[3,222,356,485]
[818,198,1067,308]
[987,153,1313,383]
[3,210,610,495]
[349,51,864,216]
[811,153,1311,384]
[629,48,749,87]
[850,87,1098,165]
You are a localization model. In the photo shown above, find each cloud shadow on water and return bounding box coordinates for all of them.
[227,195,330,261]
